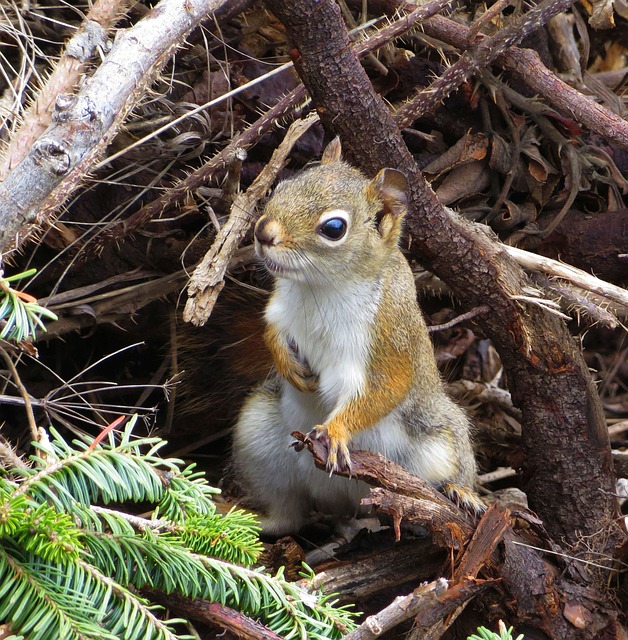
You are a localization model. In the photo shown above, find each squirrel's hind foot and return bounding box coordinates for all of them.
[442,482,486,516]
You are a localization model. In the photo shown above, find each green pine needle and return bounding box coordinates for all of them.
[0,416,358,639]
[468,620,525,640]
[0,269,58,343]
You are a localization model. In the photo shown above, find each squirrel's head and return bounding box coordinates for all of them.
[254,138,408,284]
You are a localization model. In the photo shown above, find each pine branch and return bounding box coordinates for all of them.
[0,417,357,639]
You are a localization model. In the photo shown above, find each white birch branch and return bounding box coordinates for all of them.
[503,245,628,312]
[0,0,136,182]
[0,0,228,254]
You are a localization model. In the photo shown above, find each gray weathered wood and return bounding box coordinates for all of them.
[0,0,227,254]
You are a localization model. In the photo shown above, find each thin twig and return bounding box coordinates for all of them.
[428,305,489,333]
[0,346,38,443]
[183,113,319,325]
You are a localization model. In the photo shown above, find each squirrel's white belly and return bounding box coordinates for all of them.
[261,278,450,521]
[267,279,380,409]
[237,281,460,531]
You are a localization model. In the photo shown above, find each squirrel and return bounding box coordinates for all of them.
[232,138,483,534]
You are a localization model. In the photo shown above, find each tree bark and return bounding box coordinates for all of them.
[537,209,628,286]
[0,0,229,254]
[264,0,624,603]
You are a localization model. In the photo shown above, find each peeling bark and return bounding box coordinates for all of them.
[0,0,228,254]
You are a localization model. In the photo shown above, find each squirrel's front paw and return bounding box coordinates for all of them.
[285,342,319,393]
[286,366,319,393]
[307,425,352,474]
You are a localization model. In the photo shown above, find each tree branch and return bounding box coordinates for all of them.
[419,14,628,152]
[0,0,229,254]
[183,113,318,325]
[396,0,578,127]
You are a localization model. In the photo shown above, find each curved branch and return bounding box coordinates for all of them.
[420,14,628,152]
[395,0,578,127]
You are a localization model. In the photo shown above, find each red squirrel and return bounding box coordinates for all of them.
[232,139,482,533]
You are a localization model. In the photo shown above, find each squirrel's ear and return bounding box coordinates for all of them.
[321,137,342,163]
[368,168,408,241]
[368,168,408,217]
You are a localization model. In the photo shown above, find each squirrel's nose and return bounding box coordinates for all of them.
[255,217,281,246]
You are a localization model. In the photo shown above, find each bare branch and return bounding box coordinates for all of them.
[0,0,135,181]
[420,14,628,151]
[504,245,628,312]
[397,0,578,127]
[0,0,230,254]
[183,113,318,325]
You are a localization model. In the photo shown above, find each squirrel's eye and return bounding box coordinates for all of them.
[318,217,347,241]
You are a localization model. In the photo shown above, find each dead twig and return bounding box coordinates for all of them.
[428,305,489,333]
[503,244,628,312]
[183,113,318,325]
[0,346,38,443]
[0,0,231,254]
[407,578,496,639]
[532,274,621,329]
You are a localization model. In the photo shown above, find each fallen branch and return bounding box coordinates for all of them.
[308,538,447,600]
[295,436,622,638]
[0,0,229,254]
[183,113,318,325]
[344,577,492,640]
[396,0,578,127]
[293,432,475,553]
[420,14,628,152]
